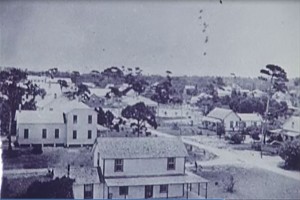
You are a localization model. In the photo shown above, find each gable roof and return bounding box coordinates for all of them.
[283,116,300,133]
[207,107,237,120]
[16,110,64,124]
[238,113,263,122]
[43,97,91,113]
[95,137,188,159]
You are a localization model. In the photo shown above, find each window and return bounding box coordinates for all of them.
[84,184,93,199]
[88,115,92,124]
[24,129,29,139]
[167,157,176,170]
[253,122,257,127]
[88,130,92,139]
[230,121,234,128]
[119,186,128,196]
[73,130,77,139]
[55,129,59,138]
[114,159,123,172]
[160,185,168,193]
[73,115,77,124]
[235,121,239,127]
[42,129,47,139]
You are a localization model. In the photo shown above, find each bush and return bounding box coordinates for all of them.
[279,139,300,170]
[230,134,245,144]
[32,145,43,154]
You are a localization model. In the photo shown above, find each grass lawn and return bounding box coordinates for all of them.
[2,145,93,170]
[192,165,300,199]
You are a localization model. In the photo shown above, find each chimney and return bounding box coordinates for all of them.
[18,104,21,112]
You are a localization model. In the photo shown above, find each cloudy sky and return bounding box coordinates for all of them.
[1,0,299,78]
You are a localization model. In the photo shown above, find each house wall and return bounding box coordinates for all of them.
[106,184,184,199]
[72,183,103,199]
[242,120,262,128]
[103,157,185,177]
[66,109,98,146]
[17,123,66,146]
[224,112,241,131]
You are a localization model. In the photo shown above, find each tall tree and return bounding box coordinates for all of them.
[121,102,157,137]
[259,64,288,144]
[0,68,26,151]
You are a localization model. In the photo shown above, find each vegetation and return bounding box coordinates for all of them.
[279,139,300,170]
[121,102,157,136]
[21,176,74,198]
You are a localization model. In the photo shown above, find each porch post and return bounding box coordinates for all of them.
[186,184,188,199]
[107,187,110,199]
[205,182,208,199]
[198,183,200,196]
[166,185,169,199]
[190,183,192,191]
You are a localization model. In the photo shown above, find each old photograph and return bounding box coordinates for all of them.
[0,0,300,199]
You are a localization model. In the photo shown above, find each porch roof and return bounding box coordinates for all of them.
[202,116,222,123]
[105,173,208,187]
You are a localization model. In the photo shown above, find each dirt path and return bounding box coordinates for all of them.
[152,129,300,181]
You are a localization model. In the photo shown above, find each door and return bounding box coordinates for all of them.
[145,185,153,199]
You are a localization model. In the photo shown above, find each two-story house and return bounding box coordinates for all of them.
[16,98,102,147]
[90,137,208,199]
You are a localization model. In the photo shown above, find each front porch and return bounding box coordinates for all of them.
[104,173,209,199]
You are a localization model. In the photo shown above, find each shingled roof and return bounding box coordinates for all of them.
[207,107,236,120]
[95,137,188,159]
[16,110,64,124]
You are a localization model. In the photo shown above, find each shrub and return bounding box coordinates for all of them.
[32,145,43,154]
[230,134,245,144]
[279,139,300,170]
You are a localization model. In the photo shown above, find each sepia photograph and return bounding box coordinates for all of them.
[0,0,300,199]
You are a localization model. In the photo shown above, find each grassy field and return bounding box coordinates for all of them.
[2,146,93,170]
[191,165,300,199]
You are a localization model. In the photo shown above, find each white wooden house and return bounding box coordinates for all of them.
[202,107,241,132]
[281,116,300,141]
[15,99,104,147]
[90,137,209,199]
[238,113,263,128]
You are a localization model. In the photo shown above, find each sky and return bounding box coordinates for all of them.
[0,0,299,78]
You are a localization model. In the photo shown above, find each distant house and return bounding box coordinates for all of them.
[86,88,111,108]
[238,113,263,128]
[281,116,300,141]
[183,85,196,96]
[16,99,104,147]
[91,137,209,199]
[216,86,232,97]
[202,107,241,132]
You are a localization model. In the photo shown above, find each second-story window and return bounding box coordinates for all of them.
[24,129,29,139]
[73,115,77,124]
[73,130,77,139]
[42,129,47,139]
[114,159,123,172]
[88,115,92,124]
[167,157,176,170]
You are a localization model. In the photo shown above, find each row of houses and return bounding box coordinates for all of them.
[202,107,300,141]
[54,137,209,199]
